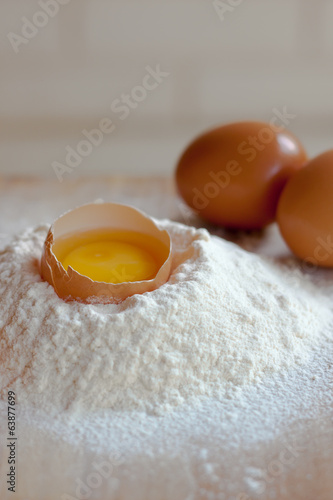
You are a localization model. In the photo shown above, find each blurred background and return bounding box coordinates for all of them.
[1,0,332,179]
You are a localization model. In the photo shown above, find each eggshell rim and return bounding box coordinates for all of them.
[40,202,172,303]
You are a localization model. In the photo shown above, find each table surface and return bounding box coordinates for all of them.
[0,176,294,258]
[0,176,332,500]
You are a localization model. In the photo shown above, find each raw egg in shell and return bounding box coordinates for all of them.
[175,122,307,230]
[41,203,172,304]
[277,150,333,268]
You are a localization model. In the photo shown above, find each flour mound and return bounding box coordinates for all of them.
[0,221,330,414]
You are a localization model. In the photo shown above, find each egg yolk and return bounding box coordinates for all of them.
[53,229,167,283]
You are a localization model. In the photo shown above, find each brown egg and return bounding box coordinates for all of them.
[175,122,307,229]
[277,150,333,268]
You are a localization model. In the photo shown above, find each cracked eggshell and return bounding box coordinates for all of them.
[40,202,172,304]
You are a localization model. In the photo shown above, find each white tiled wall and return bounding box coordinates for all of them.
[1,0,332,178]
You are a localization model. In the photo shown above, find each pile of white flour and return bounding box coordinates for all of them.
[0,220,331,414]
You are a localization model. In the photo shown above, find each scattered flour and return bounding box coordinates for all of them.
[0,220,331,415]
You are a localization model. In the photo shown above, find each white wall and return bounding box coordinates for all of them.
[1,0,332,179]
